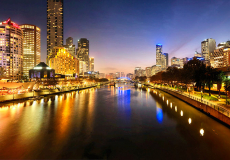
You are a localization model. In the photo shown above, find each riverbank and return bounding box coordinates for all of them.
[0,85,99,103]
[140,84,230,126]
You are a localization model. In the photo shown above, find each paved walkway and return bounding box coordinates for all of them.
[0,86,97,103]
[150,85,230,114]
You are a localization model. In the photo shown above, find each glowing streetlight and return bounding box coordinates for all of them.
[200,129,204,136]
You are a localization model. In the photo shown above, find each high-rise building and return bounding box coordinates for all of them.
[121,72,125,77]
[89,57,94,71]
[47,47,79,77]
[66,37,73,46]
[210,41,230,68]
[201,38,216,64]
[162,53,168,69]
[156,44,163,67]
[156,44,168,70]
[146,67,152,77]
[115,72,120,78]
[134,67,142,77]
[0,18,23,80]
[20,24,41,77]
[63,37,76,57]
[47,0,64,56]
[79,61,86,76]
[77,38,89,71]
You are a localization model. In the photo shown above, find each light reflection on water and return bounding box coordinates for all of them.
[0,85,230,159]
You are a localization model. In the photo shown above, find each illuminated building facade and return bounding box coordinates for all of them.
[201,38,216,64]
[89,57,94,71]
[156,44,162,67]
[47,0,63,56]
[29,62,55,80]
[156,44,168,70]
[79,61,86,76]
[0,18,23,80]
[210,41,230,68]
[20,24,41,77]
[126,73,134,79]
[77,38,89,71]
[63,37,75,57]
[115,72,120,78]
[134,67,142,77]
[146,67,152,77]
[47,47,79,77]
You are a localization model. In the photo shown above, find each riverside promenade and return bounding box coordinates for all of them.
[142,84,230,126]
[0,82,109,103]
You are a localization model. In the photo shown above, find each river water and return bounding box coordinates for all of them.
[0,84,230,159]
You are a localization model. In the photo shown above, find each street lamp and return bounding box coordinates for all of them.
[201,90,203,102]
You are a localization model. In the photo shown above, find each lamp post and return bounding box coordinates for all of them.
[201,90,203,102]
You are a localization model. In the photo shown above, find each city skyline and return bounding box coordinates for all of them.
[1,0,230,74]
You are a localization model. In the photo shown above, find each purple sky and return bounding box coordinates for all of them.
[1,0,230,74]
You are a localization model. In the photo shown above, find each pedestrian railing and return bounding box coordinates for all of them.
[152,84,230,118]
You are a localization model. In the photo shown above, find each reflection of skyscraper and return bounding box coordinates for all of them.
[0,18,23,80]
[77,38,89,71]
[20,24,41,77]
[47,0,63,56]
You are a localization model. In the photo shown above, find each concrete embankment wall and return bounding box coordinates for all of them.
[157,88,230,126]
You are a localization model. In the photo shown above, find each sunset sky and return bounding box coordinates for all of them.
[1,0,230,74]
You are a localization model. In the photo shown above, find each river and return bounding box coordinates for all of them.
[0,84,230,159]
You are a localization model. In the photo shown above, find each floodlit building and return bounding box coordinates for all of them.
[63,37,76,57]
[201,38,216,64]
[171,57,188,68]
[89,57,94,71]
[20,24,41,77]
[134,67,142,77]
[47,47,79,77]
[146,67,152,77]
[151,65,161,76]
[77,38,89,71]
[29,62,55,80]
[115,72,120,78]
[156,44,168,70]
[0,18,23,80]
[210,41,230,68]
[47,0,63,56]
[79,61,86,76]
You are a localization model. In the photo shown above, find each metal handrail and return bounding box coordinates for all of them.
[152,84,230,118]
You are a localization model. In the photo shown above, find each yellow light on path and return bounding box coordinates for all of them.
[188,118,192,124]
[180,110,183,116]
[200,129,204,136]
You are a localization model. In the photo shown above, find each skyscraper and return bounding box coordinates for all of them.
[156,44,168,70]
[63,37,75,57]
[89,57,94,71]
[201,38,216,64]
[47,0,63,56]
[20,24,41,77]
[0,18,23,80]
[156,44,163,66]
[77,38,89,71]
